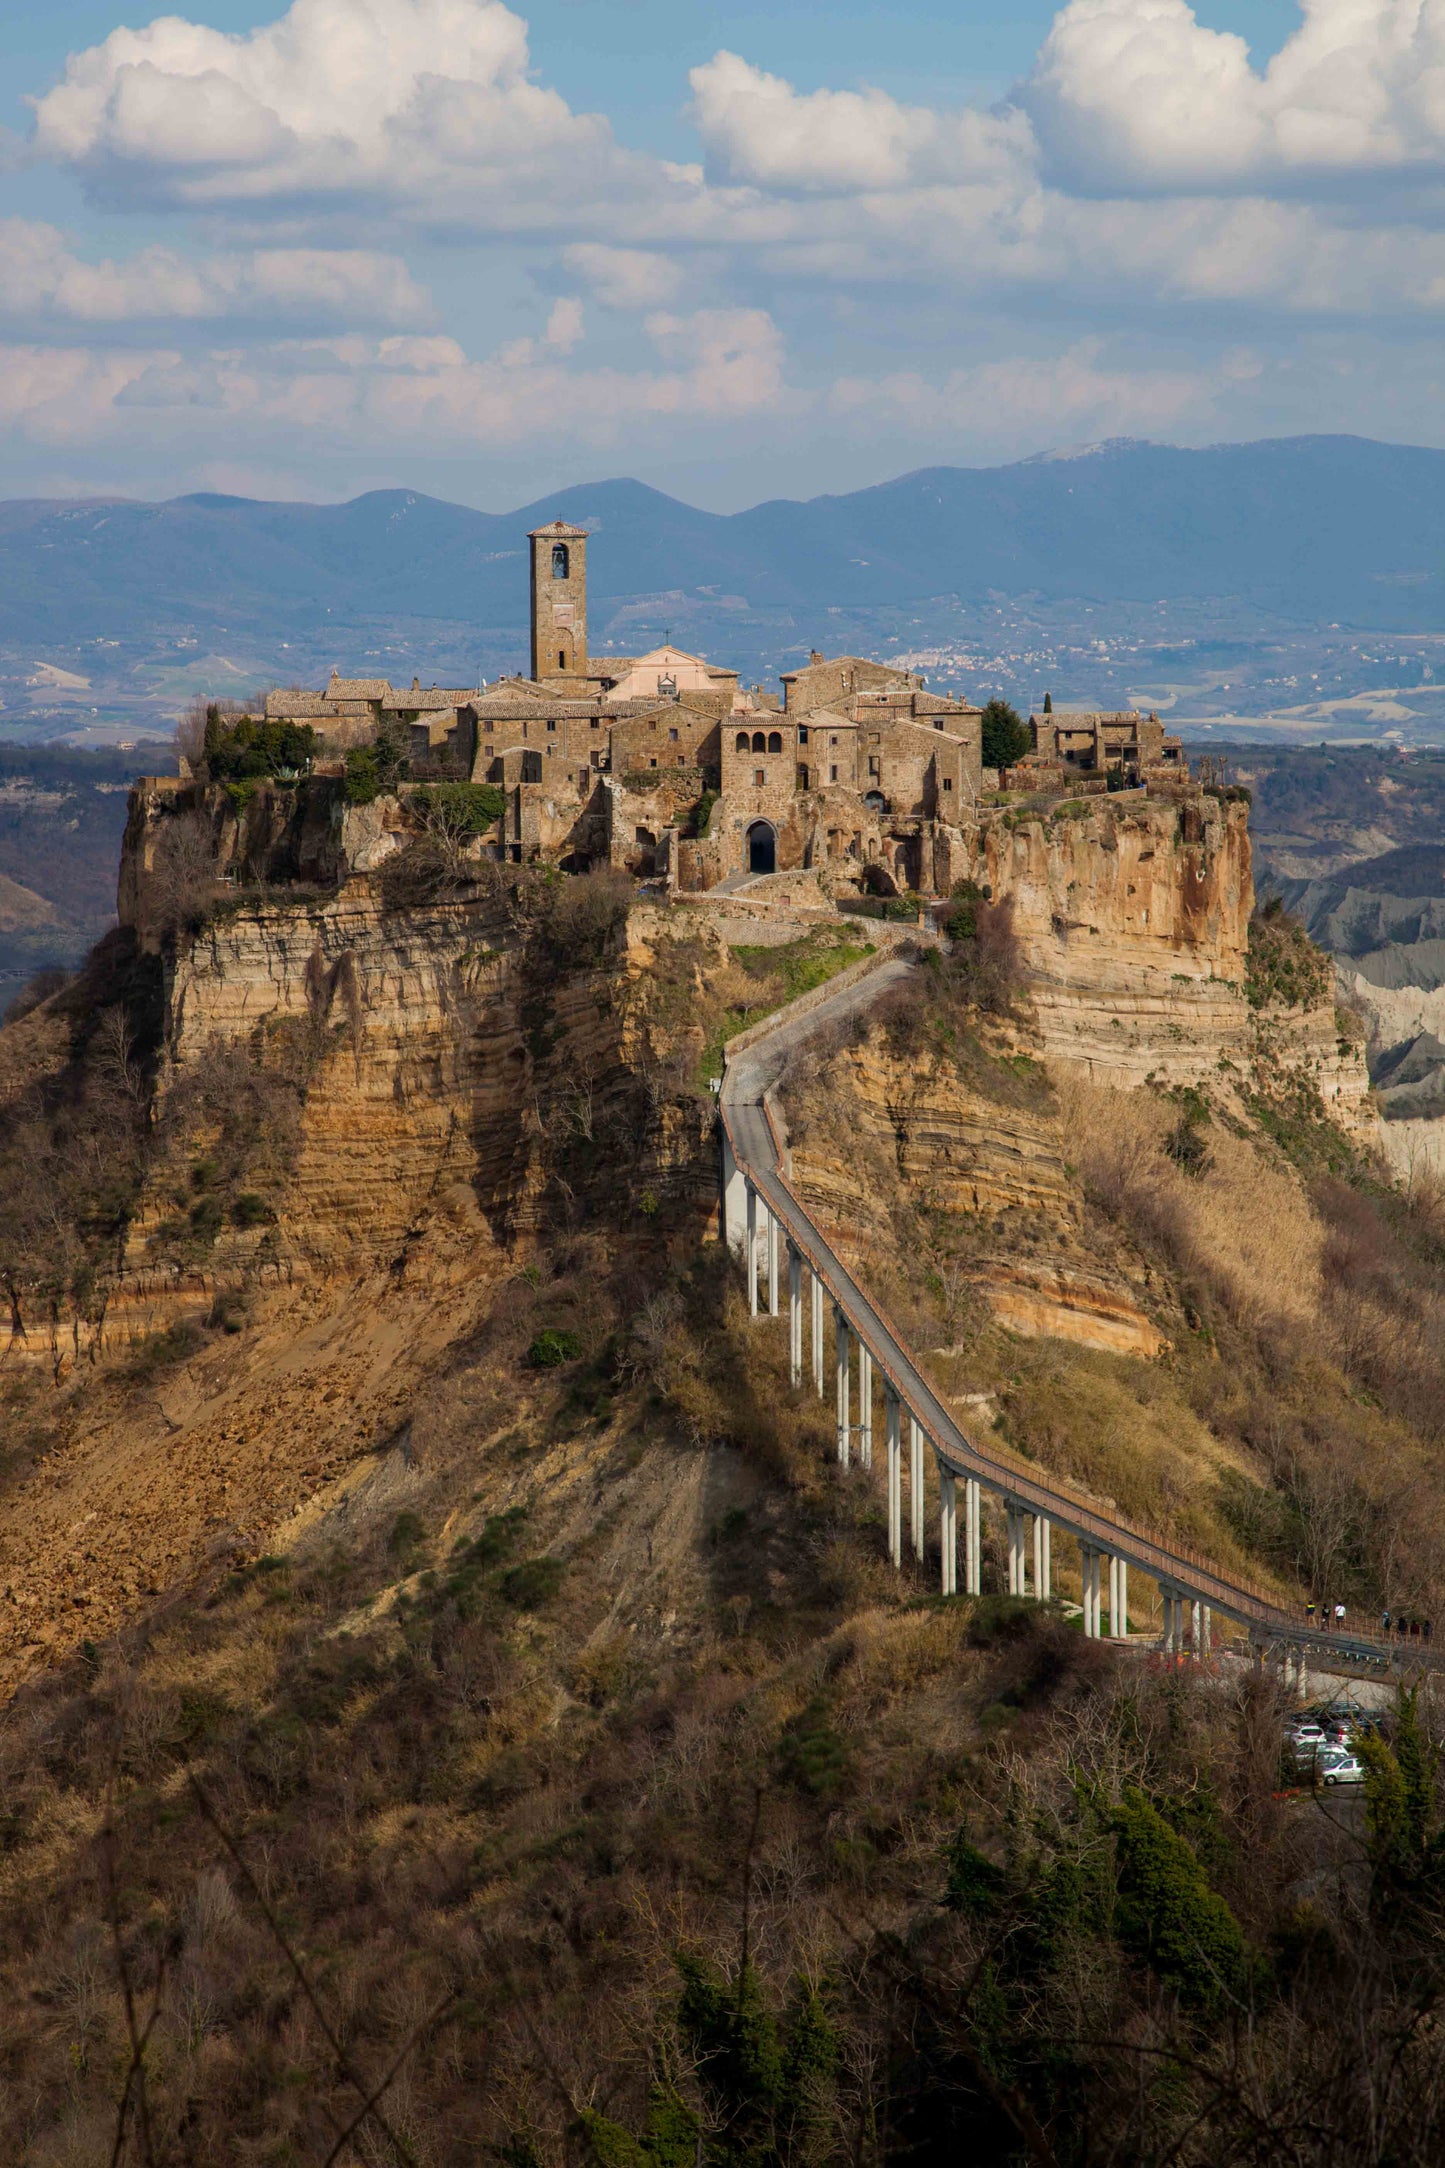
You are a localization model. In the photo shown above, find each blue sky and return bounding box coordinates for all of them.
[1,0,1442,508]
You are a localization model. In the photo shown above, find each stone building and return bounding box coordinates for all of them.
[248,519,1200,897]
[1006,709,1187,791]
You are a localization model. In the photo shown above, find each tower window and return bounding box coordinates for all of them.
[943,776,953,791]
[552,542,569,579]
[751,731,767,752]
[767,731,783,753]
[754,768,765,786]
[830,765,839,783]
[735,731,750,752]
[798,726,808,744]
[547,718,556,732]
[558,650,566,669]
[668,727,678,741]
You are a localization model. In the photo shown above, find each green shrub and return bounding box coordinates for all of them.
[188,1195,223,1240]
[409,781,505,834]
[527,1328,581,1368]
[981,698,1030,770]
[230,1191,271,1228]
[344,717,411,805]
[204,710,316,783]
[1110,1785,1248,2011]
[500,1555,563,1609]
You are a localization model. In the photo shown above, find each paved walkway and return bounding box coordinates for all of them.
[720,951,1434,1682]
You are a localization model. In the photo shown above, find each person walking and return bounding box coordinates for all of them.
[1335,1602,1346,1629]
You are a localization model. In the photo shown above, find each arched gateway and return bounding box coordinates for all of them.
[746,821,776,875]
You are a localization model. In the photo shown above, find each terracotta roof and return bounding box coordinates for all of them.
[380,688,474,712]
[264,691,333,719]
[528,520,589,538]
[326,674,392,700]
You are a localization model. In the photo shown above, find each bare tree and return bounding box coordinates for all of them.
[145,810,219,940]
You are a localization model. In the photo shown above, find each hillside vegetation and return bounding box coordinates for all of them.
[3,870,1445,2162]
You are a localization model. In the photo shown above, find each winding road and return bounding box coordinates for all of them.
[719,947,1432,1681]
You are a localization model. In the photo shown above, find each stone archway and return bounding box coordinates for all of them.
[746,821,776,875]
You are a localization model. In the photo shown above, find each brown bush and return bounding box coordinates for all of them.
[145,808,221,939]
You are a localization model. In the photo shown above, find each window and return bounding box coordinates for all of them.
[767,731,783,753]
[943,777,953,792]
[798,765,810,790]
[868,755,880,777]
[754,768,765,786]
[830,764,839,783]
[649,756,657,767]
[934,718,944,731]
[751,731,767,752]
[830,734,838,747]
[547,718,556,732]
[558,650,566,669]
[552,542,569,578]
[798,725,809,744]
[669,727,679,741]
[590,717,599,730]
[677,755,686,766]
[735,731,750,751]
[484,719,493,734]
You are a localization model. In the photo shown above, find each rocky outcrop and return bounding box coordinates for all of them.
[784,1036,1168,1358]
[959,791,1254,1086]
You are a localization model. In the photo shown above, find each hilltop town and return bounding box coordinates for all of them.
[230,518,1190,895]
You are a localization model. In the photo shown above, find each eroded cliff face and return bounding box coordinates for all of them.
[7,879,724,1366]
[961,794,1253,1085]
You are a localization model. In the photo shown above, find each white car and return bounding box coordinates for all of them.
[1320,1753,1365,1785]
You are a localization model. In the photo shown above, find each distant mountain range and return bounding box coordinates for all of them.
[4,434,1445,644]
[7,434,1445,745]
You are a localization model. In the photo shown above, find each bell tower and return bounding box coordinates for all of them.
[529,520,589,682]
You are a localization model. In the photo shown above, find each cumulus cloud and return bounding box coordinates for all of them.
[0,307,791,454]
[689,50,1034,193]
[28,0,692,231]
[563,244,682,309]
[0,218,430,324]
[1024,0,1445,191]
[828,338,1233,441]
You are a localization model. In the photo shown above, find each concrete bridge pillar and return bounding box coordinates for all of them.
[965,1478,982,1596]
[1191,1599,1203,1659]
[1032,1514,1052,1600]
[787,1244,803,1387]
[858,1344,873,1470]
[1006,1503,1026,1596]
[885,1389,902,1568]
[1109,1556,1128,1638]
[767,1207,779,1318]
[909,1415,925,1563]
[745,1181,759,1316]
[811,1271,824,1397]
[939,1463,957,1596]
[834,1308,850,1466]
[1080,1548,1103,1638]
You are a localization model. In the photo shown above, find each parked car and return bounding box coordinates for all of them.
[1320,1753,1365,1786]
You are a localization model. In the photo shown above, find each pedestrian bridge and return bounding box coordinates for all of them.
[718,949,1435,1685]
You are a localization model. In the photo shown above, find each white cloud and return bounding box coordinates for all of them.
[29,0,690,232]
[689,50,1034,194]
[0,308,790,455]
[0,343,168,440]
[828,338,1225,441]
[1024,0,1445,191]
[0,218,430,324]
[563,244,682,309]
